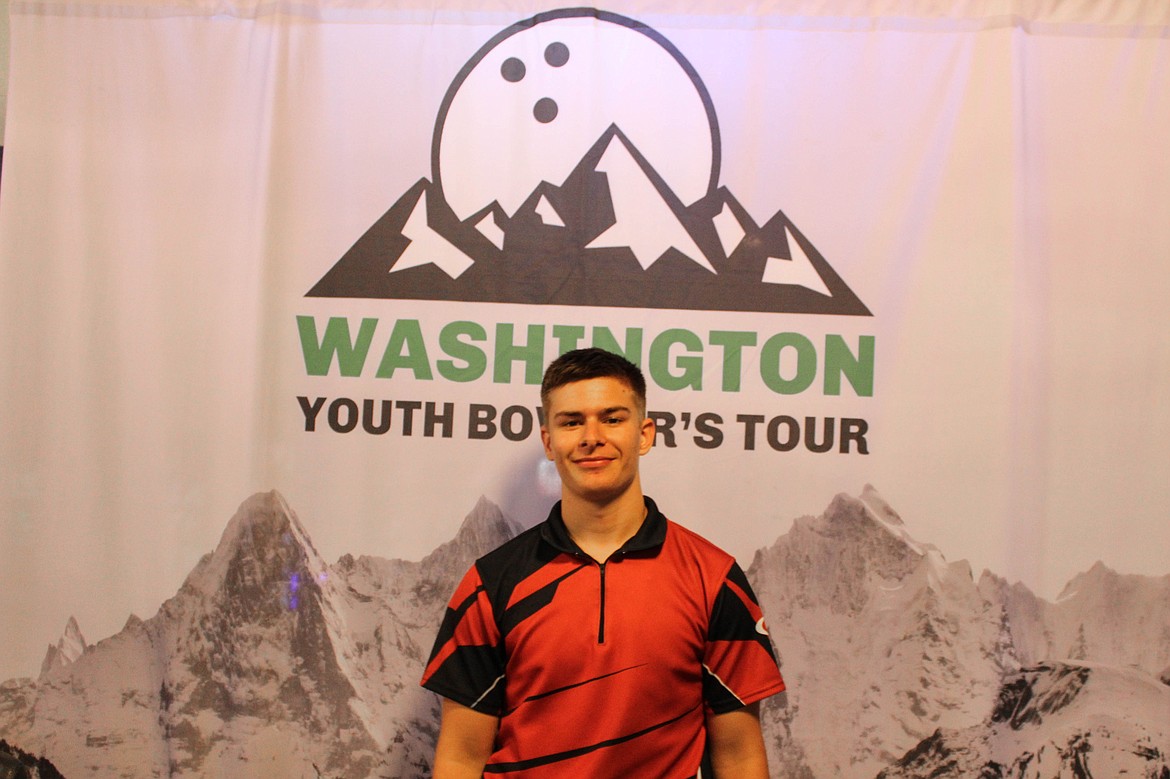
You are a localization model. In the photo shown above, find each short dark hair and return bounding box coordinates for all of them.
[541,348,647,416]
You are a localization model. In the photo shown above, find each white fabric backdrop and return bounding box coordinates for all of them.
[1,2,1168,775]
[3,0,1168,679]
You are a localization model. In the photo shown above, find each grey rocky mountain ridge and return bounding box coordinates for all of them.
[876,662,1170,778]
[0,492,518,778]
[749,486,1170,777]
[0,487,1167,778]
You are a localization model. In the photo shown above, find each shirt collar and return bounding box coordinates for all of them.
[540,496,667,558]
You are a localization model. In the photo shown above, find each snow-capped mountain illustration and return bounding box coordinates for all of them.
[583,129,713,272]
[1,487,1167,778]
[749,487,1170,777]
[308,123,869,315]
[984,561,1170,676]
[0,492,518,778]
[751,487,1020,777]
[876,662,1170,778]
[37,618,87,680]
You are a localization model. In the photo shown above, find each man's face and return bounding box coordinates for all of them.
[540,376,655,507]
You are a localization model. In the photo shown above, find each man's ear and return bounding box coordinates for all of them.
[540,425,554,460]
[638,415,655,455]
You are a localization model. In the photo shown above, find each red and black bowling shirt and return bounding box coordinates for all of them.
[421,497,785,777]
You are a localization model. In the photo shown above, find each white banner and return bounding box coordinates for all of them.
[2,2,1168,776]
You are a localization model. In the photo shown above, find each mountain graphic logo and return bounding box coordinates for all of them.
[308,7,870,316]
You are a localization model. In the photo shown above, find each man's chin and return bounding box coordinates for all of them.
[569,479,637,506]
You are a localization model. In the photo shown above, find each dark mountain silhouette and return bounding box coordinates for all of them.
[308,124,870,315]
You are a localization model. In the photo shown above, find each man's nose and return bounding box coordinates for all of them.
[580,419,605,446]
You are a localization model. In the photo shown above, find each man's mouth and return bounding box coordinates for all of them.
[573,457,613,469]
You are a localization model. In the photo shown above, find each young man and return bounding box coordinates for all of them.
[421,348,786,777]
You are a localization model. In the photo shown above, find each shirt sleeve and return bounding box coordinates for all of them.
[701,561,786,714]
[419,563,507,715]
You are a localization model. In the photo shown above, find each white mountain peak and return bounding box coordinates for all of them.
[762,225,831,295]
[393,186,475,278]
[38,616,89,678]
[859,484,903,525]
[60,617,86,658]
[712,198,749,257]
[856,485,942,562]
[535,193,565,227]
[474,208,506,249]
[585,133,713,272]
[181,489,327,600]
[1056,559,1122,602]
[420,495,521,581]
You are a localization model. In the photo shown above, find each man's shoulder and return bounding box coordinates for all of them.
[473,520,550,581]
[644,497,730,556]
[665,519,734,554]
[660,514,738,573]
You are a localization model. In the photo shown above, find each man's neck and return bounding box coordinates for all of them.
[560,488,647,564]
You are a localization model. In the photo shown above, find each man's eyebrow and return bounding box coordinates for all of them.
[549,407,627,418]
[552,405,631,419]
